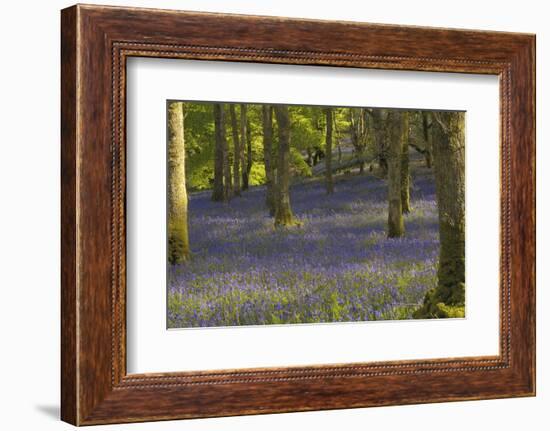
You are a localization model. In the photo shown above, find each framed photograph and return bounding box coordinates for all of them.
[61,4,535,425]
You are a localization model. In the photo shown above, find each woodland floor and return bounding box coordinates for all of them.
[168,156,439,328]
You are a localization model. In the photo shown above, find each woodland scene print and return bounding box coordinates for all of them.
[167,101,465,328]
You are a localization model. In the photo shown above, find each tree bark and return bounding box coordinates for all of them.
[313,150,322,166]
[400,111,411,213]
[387,111,405,238]
[422,111,433,168]
[229,105,241,196]
[349,108,368,174]
[325,108,334,194]
[372,109,389,177]
[273,105,296,226]
[333,113,343,163]
[167,102,190,263]
[415,111,465,318]
[246,115,253,188]
[211,103,225,202]
[262,105,276,215]
[306,148,313,167]
[222,105,232,201]
[240,104,250,190]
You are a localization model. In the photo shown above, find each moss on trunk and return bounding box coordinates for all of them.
[274,105,298,227]
[414,112,465,318]
[167,101,190,263]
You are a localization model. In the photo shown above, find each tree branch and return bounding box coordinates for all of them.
[432,112,449,134]
[408,142,428,155]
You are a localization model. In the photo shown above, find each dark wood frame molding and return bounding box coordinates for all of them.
[61,4,535,425]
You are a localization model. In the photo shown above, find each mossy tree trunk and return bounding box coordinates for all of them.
[274,105,296,227]
[229,104,241,196]
[400,111,411,214]
[262,105,276,215]
[387,110,405,238]
[415,111,465,318]
[167,101,190,264]
[240,104,250,191]
[211,103,225,202]
[325,108,334,194]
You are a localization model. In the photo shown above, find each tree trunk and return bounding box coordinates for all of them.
[349,108,358,151]
[211,104,225,202]
[313,149,323,166]
[422,111,433,169]
[333,113,343,163]
[415,111,465,318]
[240,104,250,190]
[306,148,313,167]
[222,105,232,201]
[372,109,388,177]
[324,108,334,194]
[229,105,241,196]
[400,111,411,213]
[349,108,368,174]
[387,111,405,238]
[262,105,276,215]
[246,116,253,187]
[167,102,190,263]
[273,105,296,226]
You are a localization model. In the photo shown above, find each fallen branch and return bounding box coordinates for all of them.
[312,154,376,176]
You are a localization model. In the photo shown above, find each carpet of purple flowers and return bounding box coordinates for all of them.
[168,161,438,328]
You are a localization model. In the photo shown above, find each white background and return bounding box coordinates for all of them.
[127,59,500,373]
[0,0,547,430]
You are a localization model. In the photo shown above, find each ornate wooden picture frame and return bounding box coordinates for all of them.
[61,4,535,425]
